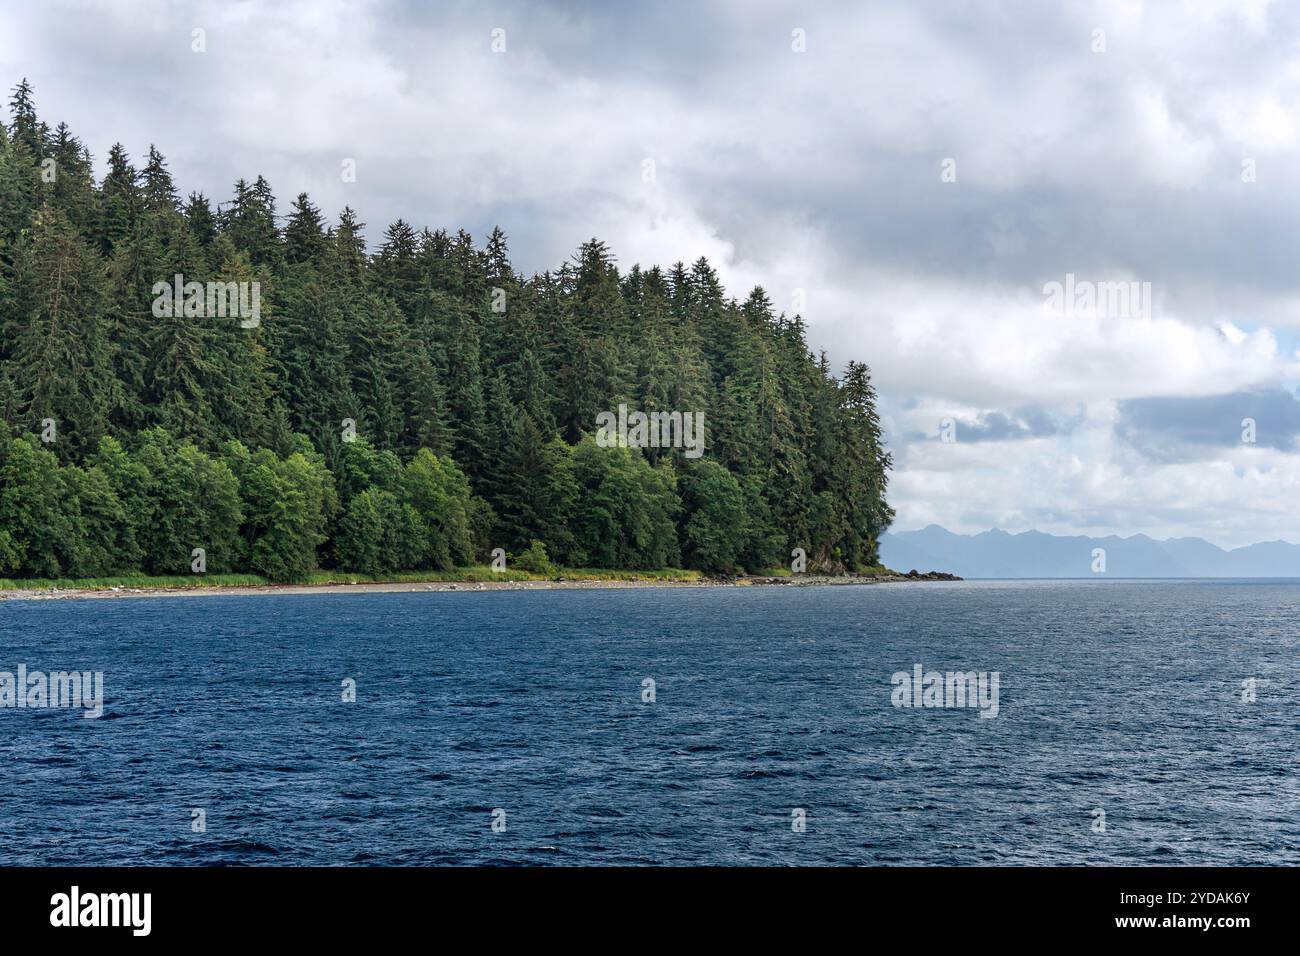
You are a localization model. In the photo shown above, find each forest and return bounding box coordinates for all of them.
[0,80,893,582]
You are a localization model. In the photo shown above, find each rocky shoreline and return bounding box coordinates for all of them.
[0,570,962,602]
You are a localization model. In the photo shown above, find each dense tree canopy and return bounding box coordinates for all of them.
[0,80,893,581]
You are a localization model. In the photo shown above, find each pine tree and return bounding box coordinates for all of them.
[184,192,217,250]
[95,143,138,256]
[46,123,96,230]
[9,205,118,458]
[140,146,180,215]
[284,192,326,265]
[7,79,42,154]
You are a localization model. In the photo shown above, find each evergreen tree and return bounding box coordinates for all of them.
[8,205,118,458]
[284,192,326,265]
[95,143,139,256]
[140,146,180,215]
[8,79,43,155]
[184,192,217,250]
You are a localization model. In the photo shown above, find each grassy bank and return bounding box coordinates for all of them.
[0,566,705,592]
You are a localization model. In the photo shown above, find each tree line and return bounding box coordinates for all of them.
[0,79,894,581]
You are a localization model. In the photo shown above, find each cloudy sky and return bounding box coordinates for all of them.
[3,0,1299,548]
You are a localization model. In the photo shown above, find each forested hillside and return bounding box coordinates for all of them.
[0,80,893,581]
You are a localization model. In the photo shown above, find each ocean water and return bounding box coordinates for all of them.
[0,580,1296,866]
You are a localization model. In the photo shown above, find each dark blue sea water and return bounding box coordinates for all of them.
[1,581,1296,865]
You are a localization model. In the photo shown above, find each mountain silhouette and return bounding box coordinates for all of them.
[880,525,1300,578]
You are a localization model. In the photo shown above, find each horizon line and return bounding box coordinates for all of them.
[886,525,1299,551]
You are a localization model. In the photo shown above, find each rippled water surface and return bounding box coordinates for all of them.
[1,580,1296,865]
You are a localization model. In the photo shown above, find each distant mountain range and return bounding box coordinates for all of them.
[880,525,1300,578]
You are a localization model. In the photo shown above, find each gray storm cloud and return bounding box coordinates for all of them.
[3,0,1298,546]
